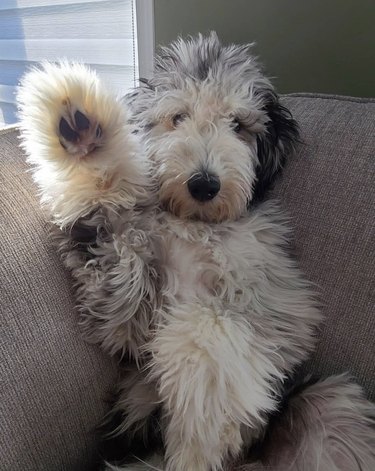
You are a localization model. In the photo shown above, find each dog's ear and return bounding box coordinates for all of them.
[123,78,156,128]
[253,90,299,202]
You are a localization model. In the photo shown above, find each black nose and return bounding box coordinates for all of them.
[187,173,221,202]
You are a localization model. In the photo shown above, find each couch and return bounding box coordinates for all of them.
[1,93,374,470]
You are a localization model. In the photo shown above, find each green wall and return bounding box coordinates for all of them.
[154,0,374,97]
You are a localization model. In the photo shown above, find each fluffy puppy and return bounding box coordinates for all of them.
[17,33,375,471]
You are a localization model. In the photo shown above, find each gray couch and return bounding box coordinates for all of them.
[1,93,374,471]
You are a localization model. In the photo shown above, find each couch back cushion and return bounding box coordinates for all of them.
[274,94,374,398]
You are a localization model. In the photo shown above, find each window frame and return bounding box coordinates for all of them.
[135,0,155,80]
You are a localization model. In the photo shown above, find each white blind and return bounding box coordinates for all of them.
[0,0,139,126]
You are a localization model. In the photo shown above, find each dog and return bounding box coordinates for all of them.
[17,32,375,471]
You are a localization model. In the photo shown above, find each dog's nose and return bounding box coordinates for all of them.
[187,173,221,202]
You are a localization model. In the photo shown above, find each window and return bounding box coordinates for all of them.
[0,0,154,127]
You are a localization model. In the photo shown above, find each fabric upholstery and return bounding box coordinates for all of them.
[0,94,374,470]
[0,129,118,471]
[275,94,375,398]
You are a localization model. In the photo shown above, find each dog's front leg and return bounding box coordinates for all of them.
[149,304,276,471]
[17,61,150,229]
[17,62,157,358]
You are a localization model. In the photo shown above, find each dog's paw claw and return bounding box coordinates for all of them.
[58,108,103,157]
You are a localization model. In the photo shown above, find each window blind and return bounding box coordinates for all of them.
[0,0,139,127]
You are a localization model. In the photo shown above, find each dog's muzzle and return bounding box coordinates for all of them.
[188,173,221,202]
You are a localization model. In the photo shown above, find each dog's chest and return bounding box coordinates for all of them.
[154,216,259,305]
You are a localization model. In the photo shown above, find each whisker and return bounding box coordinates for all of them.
[133,455,163,471]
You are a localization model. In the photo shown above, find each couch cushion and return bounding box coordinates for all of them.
[275,93,374,399]
[0,129,117,470]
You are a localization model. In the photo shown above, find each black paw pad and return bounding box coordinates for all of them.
[59,117,79,143]
[74,110,90,131]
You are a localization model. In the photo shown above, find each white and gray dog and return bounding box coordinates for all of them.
[17,33,375,470]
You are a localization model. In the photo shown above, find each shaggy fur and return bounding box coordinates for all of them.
[17,33,375,471]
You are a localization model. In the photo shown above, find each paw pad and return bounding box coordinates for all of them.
[59,117,79,143]
[58,109,103,157]
[74,110,90,131]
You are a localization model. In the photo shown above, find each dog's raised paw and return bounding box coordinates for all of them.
[59,106,103,158]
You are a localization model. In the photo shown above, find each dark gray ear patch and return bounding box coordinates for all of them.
[252,90,300,203]
[59,117,79,142]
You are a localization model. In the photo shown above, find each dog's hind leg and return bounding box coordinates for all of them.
[101,374,375,471]
[148,304,278,471]
[243,374,375,471]
[98,365,164,469]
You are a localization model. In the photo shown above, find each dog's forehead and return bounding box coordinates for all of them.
[155,80,261,120]
[186,82,238,115]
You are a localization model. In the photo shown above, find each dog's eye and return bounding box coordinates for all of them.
[232,118,242,133]
[172,113,188,127]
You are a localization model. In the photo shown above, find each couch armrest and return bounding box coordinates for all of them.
[0,129,117,471]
